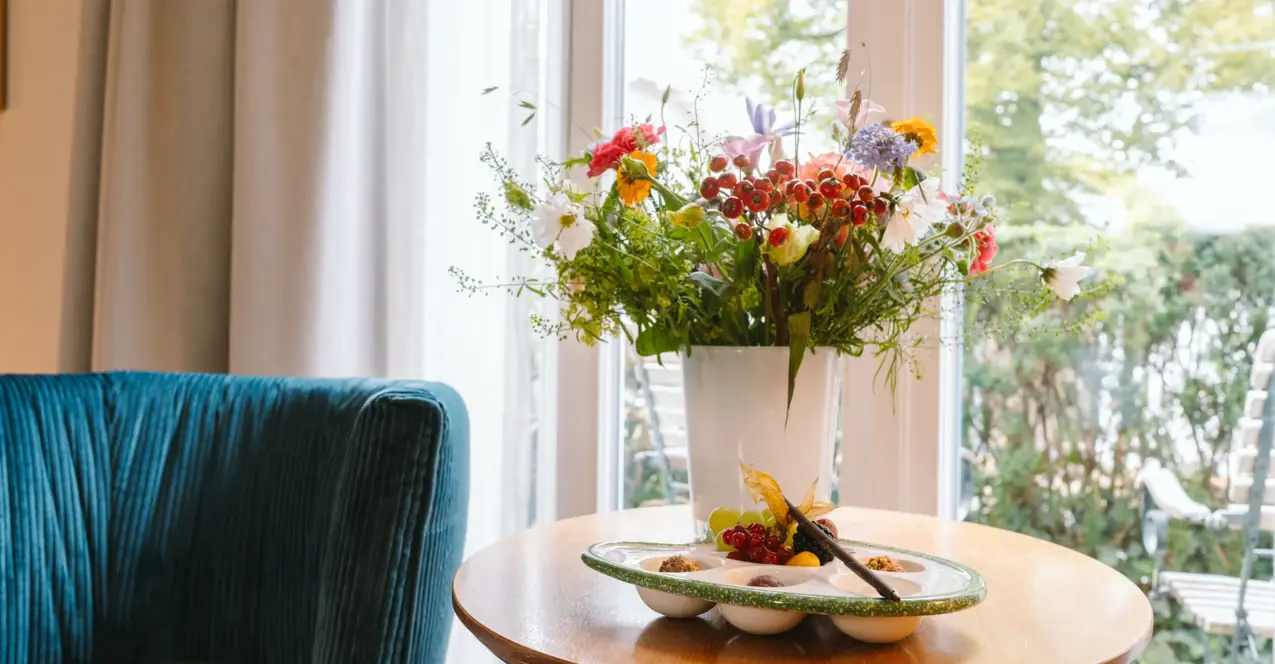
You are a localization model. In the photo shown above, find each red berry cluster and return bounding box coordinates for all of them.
[723,523,793,565]
[699,156,892,244]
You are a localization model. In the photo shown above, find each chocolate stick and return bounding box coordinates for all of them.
[784,498,901,602]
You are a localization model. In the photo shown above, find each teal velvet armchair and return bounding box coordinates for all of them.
[0,372,469,663]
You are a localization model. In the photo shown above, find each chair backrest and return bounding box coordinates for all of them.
[1229,330,1275,508]
[0,372,468,664]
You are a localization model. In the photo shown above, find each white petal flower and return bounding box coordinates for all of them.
[534,192,595,259]
[1043,252,1092,301]
[882,177,945,252]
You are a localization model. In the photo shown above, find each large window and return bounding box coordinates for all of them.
[958,2,1275,661]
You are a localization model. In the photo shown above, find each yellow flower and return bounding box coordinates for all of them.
[890,117,938,157]
[617,150,658,206]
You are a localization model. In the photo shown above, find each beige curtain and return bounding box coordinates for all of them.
[64,0,425,376]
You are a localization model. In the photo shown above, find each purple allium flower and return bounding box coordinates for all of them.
[848,124,916,173]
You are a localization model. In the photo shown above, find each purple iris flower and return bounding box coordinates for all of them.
[724,97,796,168]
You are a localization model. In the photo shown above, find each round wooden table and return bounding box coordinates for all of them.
[453,506,1153,664]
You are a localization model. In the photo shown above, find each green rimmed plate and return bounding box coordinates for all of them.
[582,540,986,638]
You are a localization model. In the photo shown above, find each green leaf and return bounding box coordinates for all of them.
[690,272,730,315]
[635,325,683,356]
[481,86,499,95]
[786,312,812,415]
[902,167,926,193]
[518,100,537,110]
[521,113,536,126]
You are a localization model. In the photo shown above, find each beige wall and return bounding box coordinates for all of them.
[0,0,101,372]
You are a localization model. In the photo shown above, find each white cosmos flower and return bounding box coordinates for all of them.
[882,177,945,252]
[533,192,595,260]
[1043,252,1092,301]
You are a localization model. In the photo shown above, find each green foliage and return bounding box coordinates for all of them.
[965,227,1275,664]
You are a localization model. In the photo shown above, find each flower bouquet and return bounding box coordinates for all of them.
[465,61,1093,524]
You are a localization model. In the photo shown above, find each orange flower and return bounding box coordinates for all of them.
[618,151,658,206]
[798,152,849,181]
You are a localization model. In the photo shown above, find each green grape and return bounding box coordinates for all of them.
[716,529,735,552]
[738,510,763,527]
[760,509,777,527]
[707,507,740,536]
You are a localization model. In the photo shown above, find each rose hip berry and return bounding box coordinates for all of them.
[774,160,795,176]
[768,191,784,208]
[746,190,769,212]
[755,178,774,193]
[873,197,889,217]
[819,179,842,199]
[716,172,738,190]
[817,168,836,182]
[807,192,825,209]
[768,226,790,248]
[842,173,863,190]
[733,154,752,170]
[722,197,744,219]
[699,177,720,199]
[766,169,782,184]
[791,183,811,204]
[831,199,852,218]
[852,203,869,226]
[709,155,729,172]
[857,185,875,202]
[734,223,753,241]
[734,180,755,198]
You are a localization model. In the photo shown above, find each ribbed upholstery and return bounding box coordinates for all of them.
[0,372,469,664]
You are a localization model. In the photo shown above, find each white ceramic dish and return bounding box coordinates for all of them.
[582,540,986,640]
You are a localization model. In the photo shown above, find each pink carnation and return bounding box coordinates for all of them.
[969,224,998,275]
[586,124,665,177]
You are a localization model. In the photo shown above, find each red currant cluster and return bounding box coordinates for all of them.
[699,155,893,249]
[722,523,794,565]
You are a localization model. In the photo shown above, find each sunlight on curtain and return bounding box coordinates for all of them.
[395,1,553,661]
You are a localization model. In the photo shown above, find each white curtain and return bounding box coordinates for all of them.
[68,2,542,661]
[77,0,418,375]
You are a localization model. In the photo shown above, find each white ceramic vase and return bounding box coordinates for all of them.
[680,346,839,534]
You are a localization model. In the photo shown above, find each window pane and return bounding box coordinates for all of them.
[619,0,848,508]
[960,1,1274,659]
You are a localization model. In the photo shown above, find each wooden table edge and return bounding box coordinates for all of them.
[453,577,1156,664]
[454,581,574,664]
[1107,611,1154,664]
